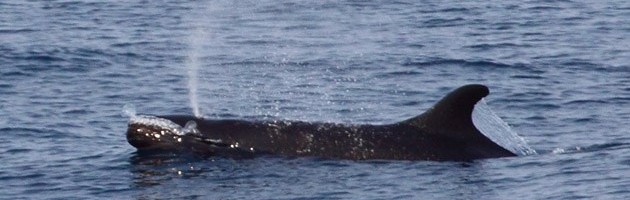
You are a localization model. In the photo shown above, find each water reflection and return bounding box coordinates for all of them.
[129,152,203,187]
[127,150,508,199]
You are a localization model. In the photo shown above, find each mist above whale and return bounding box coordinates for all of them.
[126,84,521,161]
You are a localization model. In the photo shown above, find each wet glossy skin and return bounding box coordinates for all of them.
[126,123,184,150]
[126,84,517,161]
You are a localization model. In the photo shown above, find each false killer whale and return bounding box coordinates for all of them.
[126,84,517,161]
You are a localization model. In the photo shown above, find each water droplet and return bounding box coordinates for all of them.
[122,104,136,117]
[472,98,537,156]
[552,148,565,154]
[183,120,199,134]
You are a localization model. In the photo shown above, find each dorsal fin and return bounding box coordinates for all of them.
[403,84,488,136]
[402,84,516,158]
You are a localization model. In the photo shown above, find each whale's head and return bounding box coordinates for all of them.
[126,115,195,151]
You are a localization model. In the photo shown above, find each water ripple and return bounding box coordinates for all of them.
[2,0,630,199]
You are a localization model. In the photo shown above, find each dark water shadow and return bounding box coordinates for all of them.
[126,150,507,199]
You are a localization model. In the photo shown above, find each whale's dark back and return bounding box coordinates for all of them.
[144,84,516,161]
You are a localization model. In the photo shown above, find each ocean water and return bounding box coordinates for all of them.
[1,0,629,199]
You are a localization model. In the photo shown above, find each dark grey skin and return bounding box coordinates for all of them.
[127,84,517,161]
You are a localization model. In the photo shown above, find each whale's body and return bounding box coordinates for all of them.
[127,84,517,161]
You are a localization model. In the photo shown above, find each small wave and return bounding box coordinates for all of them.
[385,70,422,76]
[608,97,630,103]
[0,124,79,139]
[522,103,561,110]
[510,74,545,79]
[110,41,156,48]
[464,43,533,50]
[586,142,629,152]
[6,46,112,73]
[571,117,597,123]
[282,23,322,30]
[373,70,423,78]
[219,58,330,69]
[24,55,66,62]
[524,115,547,121]
[0,173,46,181]
[0,28,37,34]
[62,109,96,115]
[0,127,65,136]
[548,143,629,155]
[229,39,278,46]
[563,99,608,106]
[0,83,13,89]
[1,70,33,78]
[407,44,425,49]
[527,6,563,11]
[419,17,465,28]
[391,101,421,107]
[551,147,581,154]
[561,60,598,68]
[4,148,33,154]
[437,7,470,13]
[58,153,108,164]
[402,58,536,72]
[220,60,275,67]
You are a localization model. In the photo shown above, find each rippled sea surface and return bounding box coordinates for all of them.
[2,0,629,199]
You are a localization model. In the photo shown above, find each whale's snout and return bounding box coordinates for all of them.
[126,116,186,151]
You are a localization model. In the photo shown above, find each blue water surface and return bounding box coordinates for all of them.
[1,0,629,199]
